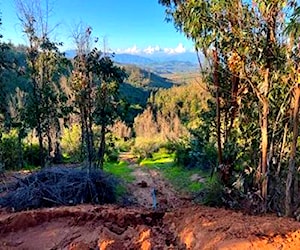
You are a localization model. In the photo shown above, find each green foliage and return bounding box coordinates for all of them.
[0,131,21,170]
[61,124,82,163]
[124,64,173,89]
[195,176,224,207]
[131,137,164,159]
[23,143,41,167]
[154,81,209,128]
[140,151,175,166]
[0,130,44,170]
[115,138,134,152]
[103,161,134,183]
[104,134,119,163]
[174,132,217,171]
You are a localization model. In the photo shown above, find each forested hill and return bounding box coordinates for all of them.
[123,64,174,89]
[119,64,177,124]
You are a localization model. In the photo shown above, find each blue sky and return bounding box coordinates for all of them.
[0,0,194,54]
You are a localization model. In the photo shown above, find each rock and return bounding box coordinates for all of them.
[137,180,148,188]
[190,174,205,183]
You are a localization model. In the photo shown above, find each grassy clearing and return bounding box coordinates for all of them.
[140,152,206,194]
[103,161,135,199]
[103,161,135,183]
[139,152,175,167]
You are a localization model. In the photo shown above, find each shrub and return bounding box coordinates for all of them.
[23,143,41,167]
[61,124,82,162]
[0,131,23,170]
[131,137,163,159]
[174,136,217,171]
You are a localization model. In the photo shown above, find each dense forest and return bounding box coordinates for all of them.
[1,0,300,221]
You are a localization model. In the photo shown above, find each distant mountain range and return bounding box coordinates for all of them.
[113,52,199,73]
[64,50,200,74]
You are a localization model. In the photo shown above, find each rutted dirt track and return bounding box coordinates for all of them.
[1,164,300,249]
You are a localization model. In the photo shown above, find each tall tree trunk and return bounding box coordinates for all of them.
[228,75,239,136]
[260,68,270,211]
[261,98,269,209]
[97,125,106,169]
[277,123,288,177]
[213,49,222,165]
[285,84,300,216]
[37,127,44,168]
[83,107,92,170]
[46,128,52,166]
[54,119,62,164]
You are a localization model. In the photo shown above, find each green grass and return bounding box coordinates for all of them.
[103,161,135,183]
[162,165,205,193]
[139,152,175,167]
[103,161,136,199]
[140,152,206,194]
[22,164,41,171]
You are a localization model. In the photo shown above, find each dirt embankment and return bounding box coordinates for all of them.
[1,163,300,249]
[1,205,300,249]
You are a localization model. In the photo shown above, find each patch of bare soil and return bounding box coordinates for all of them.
[1,162,300,249]
[127,164,188,210]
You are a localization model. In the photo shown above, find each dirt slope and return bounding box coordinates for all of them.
[1,163,300,249]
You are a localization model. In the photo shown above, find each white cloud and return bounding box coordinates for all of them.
[123,45,140,54]
[116,43,188,55]
[164,43,186,54]
[143,45,161,54]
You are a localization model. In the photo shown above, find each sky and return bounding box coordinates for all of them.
[0,0,194,54]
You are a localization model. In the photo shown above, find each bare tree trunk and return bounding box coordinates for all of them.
[277,123,288,177]
[53,119,62,164]
[213,49,222,165]
[46,127,52,164]
[261,69,270,211]
[83,107,92,170]
[97,125,106,169]
[37,128,44,168]
[285,85,300,216]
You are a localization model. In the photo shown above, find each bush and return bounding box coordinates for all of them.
[105,147,119,162]
[115,138,134,152]
[131,137,163,159]
[61,124,82,162]
[0,130,25,170]
[23,143,41,167]
[194,177,224,207]
[174,136,217,171]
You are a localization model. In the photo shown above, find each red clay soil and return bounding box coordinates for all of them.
[0,205,300,249]
[1,164,300,249]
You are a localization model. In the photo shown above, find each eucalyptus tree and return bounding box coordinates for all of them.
[71,25,96,170]
[92,55,127,169]
[17,0,69,167]
[71,25,126,170]
[159,0,299,212]
[284,6,300,216]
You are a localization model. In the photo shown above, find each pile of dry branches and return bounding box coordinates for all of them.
[0,167,119,211]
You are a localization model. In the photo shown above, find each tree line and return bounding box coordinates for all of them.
[0,1,126,171]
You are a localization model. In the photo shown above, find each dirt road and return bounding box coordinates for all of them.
[1,162,300,249]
